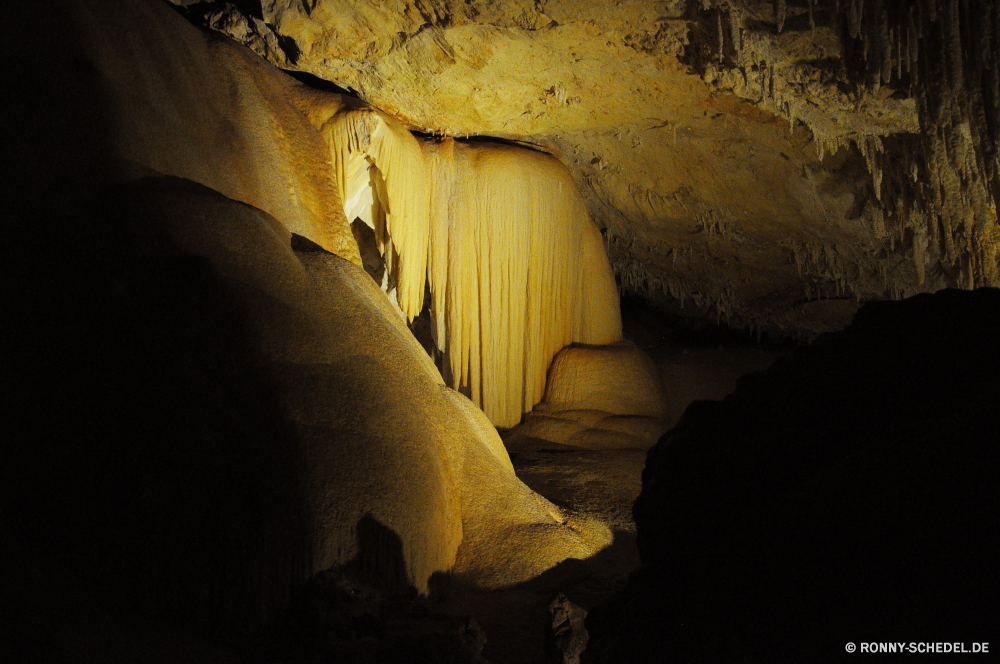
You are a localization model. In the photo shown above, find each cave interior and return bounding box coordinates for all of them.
[0,1,997,663]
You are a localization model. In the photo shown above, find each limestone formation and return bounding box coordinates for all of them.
[514,341,671,450]
[5,0,997,658]
[171,0,1000,337]
[540,342,667,419]
[325,111,622,426]
[546,593,589,664]
[1,0,618,655]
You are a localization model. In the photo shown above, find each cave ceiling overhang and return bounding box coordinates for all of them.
[170,0,1000,338]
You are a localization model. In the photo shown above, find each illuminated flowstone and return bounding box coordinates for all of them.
[2,1,638,651]
[328,108,622,427]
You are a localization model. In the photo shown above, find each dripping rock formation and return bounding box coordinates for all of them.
[1,0,622,659]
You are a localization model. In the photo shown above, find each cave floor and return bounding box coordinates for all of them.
[433,302,793,664]
[435,432,644,664]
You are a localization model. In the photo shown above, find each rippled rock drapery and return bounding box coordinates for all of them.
[584,287,1000,663]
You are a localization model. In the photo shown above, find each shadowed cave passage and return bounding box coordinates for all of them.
[281,514,492,663]
[585,288,1000,664]
[350,220,387,285]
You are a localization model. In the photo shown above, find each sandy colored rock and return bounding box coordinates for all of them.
[172,0,1000,336]
[541,341,667,419]
[2,0,618,638]
[5,0,358,264]
[322,107,623,426]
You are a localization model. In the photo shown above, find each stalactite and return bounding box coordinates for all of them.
[328,107,431,320]
[946,0,963,95]
[717,10,725,63]
[774,0,787,33]
[858,135,885,200]
[827,0,1000,290]
[729,9,742,67]
[327,112,621,427]
[693,0,996,295]
[878,2,892,86]
[907,12,917,74]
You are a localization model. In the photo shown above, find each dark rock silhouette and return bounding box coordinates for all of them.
[585,288,1000,663]
[284,514,489,664]
[546,593,588,664]
[0,179,309,659]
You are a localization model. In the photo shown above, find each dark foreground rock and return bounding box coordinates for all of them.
[283,566,489,664]
[546,593,588,664]
[585,289,1000,663]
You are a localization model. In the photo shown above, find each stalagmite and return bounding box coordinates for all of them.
[326,115,622,427]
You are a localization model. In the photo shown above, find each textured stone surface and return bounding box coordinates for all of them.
[540,341,667,419]
[514,340,670,451]
[0,172,612,655]
[171,0,1000,336]
[4,0,363,263]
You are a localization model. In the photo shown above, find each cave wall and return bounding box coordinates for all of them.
[3,0,359,262]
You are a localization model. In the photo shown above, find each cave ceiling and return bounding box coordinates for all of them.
[171,0,1000,337]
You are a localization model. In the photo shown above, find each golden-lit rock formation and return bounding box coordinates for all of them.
[514,341,671,450]
[542,342,667,419]
[141,177,611,592]
[310,104,622,426]
[14,0,359,261]
[6,1,996,654]
[3,0,621,613]
[174,0,1000,337]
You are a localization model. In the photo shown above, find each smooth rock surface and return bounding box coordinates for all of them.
[0,172,610,656]
[4,0,359,263]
